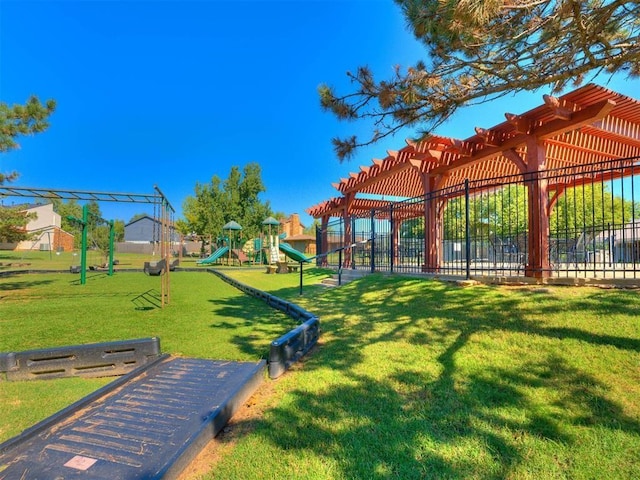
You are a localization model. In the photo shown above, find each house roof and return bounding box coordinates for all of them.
[285,234,315,242]
[308,84,640,218]
[124,214,173,228]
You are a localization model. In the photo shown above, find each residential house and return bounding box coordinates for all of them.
[281,213,316,255]
[0,203,74,251]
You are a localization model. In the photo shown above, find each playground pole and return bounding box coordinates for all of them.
[299,260,303,295]
[80,204,88,285]
[108,220,115,276]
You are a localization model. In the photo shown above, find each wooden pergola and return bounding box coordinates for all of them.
[308,84,640,278]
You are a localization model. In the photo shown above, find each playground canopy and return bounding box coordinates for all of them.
[307,84,640,278]
[223,220,242,231]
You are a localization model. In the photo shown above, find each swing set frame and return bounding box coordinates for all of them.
[0,185,175,307]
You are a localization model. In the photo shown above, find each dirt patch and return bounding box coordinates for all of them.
[177,378,279,480]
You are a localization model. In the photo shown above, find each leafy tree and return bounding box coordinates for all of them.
[182,177,226,251]
[319,0,640,160]
[181,163,273,248]
[51,199,104,249]
[85,201,103,230]
[112,220,125,242]
[52,199,82,233]
[0,207,36,242]
[0,96,56,238]
[236,163,272,240]
[174,218,191,237]
[0,96,56,182]
[551,183,640,234]
[304,218,321,236]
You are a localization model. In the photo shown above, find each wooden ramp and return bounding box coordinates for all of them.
[0,357,265,480]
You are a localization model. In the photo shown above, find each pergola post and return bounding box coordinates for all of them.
[422,174,442,274]
[342,193,354,268]
[524,136,551,278]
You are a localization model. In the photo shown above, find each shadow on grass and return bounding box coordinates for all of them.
[207,294,299,359]
[69,272,111,285]
[229,274,640,478]
[131,289,162,310]
[0,277,54,295]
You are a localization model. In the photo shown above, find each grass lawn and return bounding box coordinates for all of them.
[2,266,640,479]
[213,272,640,479]
[0,267,323,441]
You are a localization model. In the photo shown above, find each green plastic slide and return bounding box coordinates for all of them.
[279,243,311,263]
[196,246,230,265]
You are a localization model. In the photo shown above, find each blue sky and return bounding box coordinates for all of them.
[1,0,639,228]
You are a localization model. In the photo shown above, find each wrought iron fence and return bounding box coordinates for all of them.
[316,156,640,280]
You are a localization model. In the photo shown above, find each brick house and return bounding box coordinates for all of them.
[0,203,75,251]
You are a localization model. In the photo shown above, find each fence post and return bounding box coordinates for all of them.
[465,179,471,280]
[351,216,356,269]
[315,224,321,267]
[390,204,395,274]
[370,209,376,273]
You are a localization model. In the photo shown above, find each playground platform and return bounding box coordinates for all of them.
[0,356,265,480]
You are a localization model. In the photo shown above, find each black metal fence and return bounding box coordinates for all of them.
[316,156,640,280]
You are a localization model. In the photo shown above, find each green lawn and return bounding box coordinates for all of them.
[1,268,640,479]
[213,272,640,480]
[0,268,315,441]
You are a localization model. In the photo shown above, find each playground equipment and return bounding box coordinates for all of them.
[279,242,312,263]
[0,185,175,307]
[143,259,166,276]
[262,216,283,264]
[231,248,251,265]
[197,246,230,265]
[66,204,116,284]
[223,220,242,265]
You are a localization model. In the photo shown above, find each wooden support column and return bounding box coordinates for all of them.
[343,193,354,268]
[422,174,443,273]
[524,137,551,278]
[392,219,401,268]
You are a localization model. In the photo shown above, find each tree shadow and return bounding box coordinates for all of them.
[230,274,640,477]
[207,295,298,359]
[0,279,54,293]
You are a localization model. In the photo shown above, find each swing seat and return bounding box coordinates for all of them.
[143,259,166,276]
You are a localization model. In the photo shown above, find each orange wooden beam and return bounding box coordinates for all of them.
[431,99,616,175]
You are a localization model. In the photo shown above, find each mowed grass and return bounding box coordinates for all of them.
[2,267,640,479]
[0,268,304,440]
[211,272,640,480]
[0,249,247,271]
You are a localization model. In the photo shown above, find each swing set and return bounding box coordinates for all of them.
[0,185,175,307]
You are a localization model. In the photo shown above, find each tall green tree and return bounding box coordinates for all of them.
[237,163,272,240]
[51,199,104,249]
[0,95,56,182]
[0,96,56,237]
[181,163,272,247]
[319,1,640,160]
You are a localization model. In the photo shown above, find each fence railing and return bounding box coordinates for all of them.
[316,156,640,280]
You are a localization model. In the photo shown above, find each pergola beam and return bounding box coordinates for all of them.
[431,99,616,175]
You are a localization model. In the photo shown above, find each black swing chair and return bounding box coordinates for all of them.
[143,258,166,276]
